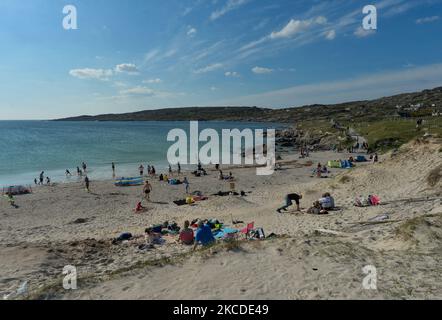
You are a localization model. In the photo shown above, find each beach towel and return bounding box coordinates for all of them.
[327,160,341,168]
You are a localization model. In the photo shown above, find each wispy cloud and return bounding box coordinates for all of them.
[187,26,197,37]
[194,63,223,74]
[120,86,155,96]
[270,16,327,39]
[69,68,113,81]
[225,71,240,77]
[143,78,162,84]
[354,26,376,38]
[252,66,273,74]
[416,16,440,24]
[210,0,249,21]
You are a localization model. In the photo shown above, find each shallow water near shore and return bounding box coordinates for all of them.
[0,120,281,187]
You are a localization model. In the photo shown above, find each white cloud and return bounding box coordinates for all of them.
[69,68,113,81]
[324,29,336,40]
[354,26,376,38]
[270,16,327,39]
[115,63,139,74]
[210,0,249,21]
[120,86,155,96]
[143,78,162,84]
[194,63,223,74]
[416,16,440,24]
[252,66,273,74]
[225,71,240,77]
[187,27,197,37]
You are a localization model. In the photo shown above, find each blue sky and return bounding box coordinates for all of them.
[0,0,441,119]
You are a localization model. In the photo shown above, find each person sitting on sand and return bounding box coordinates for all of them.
[193,221,215,250]
[143,180,152,201]
[277,193,302,213]
[218,170,224,180]
[144,227,163,245]
[228,172,234,180]
[179,220,195,245]
[319,192,335,209]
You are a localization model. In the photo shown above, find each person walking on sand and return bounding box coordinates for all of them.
[183,177,190,194]
[84,176,90,192]
[139,164,144,176]
[143,180,152,202]
[277,193,302,213]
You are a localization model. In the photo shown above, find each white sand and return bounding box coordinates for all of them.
[1,138,441,300]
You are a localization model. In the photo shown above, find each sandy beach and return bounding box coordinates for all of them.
[1,138,441,300]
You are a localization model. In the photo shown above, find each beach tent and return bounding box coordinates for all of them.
[327,160,342,168]
[2,185,32,195]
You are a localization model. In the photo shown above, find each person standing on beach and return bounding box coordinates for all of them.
[139,164,144,176]
[143,180,152,202]
[178,162,181,175]
[168,164,173,176]
[183,177,190,194]
[84,176,90,192]
[277,193,302,213]
[66,169,71,177]
[82,162,87,173]
[34,178,38,185]
[39,171,44,185]
[112,162,115,174]
[46,177,51,185]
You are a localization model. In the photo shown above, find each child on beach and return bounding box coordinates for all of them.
[134,201,146,213]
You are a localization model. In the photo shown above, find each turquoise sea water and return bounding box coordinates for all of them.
[0,121,280,187]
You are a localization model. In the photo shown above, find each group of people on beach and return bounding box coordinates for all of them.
[276,192,336,215]
[33,171,51,186]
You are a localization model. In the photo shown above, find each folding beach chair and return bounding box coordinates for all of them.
[240,222,255,239]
